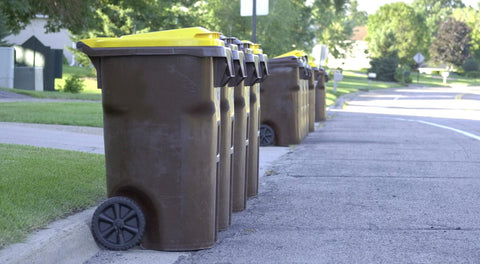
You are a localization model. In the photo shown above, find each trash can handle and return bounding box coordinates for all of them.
[213,55,234,87]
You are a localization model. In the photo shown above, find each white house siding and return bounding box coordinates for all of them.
[327,41,371,71]
[5,18,75,64]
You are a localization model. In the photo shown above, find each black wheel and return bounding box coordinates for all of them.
[260,124,275,146]
[91,196,146,250]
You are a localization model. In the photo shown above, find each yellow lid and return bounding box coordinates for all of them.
[251,43,263,54]
[80,27,224,48]
[308,61,317,67]
[276,50,307,58]
[241,40,254,46]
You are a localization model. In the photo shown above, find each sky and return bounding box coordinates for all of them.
[356,0,479,14]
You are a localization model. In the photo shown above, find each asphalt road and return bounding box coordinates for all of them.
[1,85,480,263]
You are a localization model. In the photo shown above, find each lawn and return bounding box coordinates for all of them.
[0,65,101,101]
[0,87,102,101]
[417,72,480,87]
[0,144,106,248]
[325,70,404,106]
[325,70,480,106]
[0,101,103,127]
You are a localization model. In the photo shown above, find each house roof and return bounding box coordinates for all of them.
[351,26,367,41]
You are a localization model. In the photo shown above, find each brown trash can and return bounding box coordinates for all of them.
[260,50,310,146]
[77,27,233,251]
[227,38,259,212]
[217,38,246,231]
[315,67,327,122]
[301,62,311,138]
[308,62,317,132]
[246,43,268,198]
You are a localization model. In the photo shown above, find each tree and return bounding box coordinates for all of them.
[366,2,430,65]
[204,0,355,58]
[0,0,96,34]
[429,17,472,67]
[412,0,464,38]
[67,0,355,64]
[451,7,480,61]
[311,0,358,59]
[0,14,11,46]
[202,0,314,57]
[369,52,399,82]
[256,0,315,56]
[348,0,368,26]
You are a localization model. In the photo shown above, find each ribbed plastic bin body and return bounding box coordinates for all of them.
[217,41,246,230]
[247,44,268,198]
[226,39,259,212]
[77,27,232,251]
[308,62,317,132]
[260,51,309,146]
[299,63,310,139]
[315,67,327,122]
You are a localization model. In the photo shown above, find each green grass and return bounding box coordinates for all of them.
[1,65,101,100]
[325,70,404,106]
[0,87,102,101]
[414,72,480,87]
[0,144,106,248]
[324,70,480,106]
[62,65,97,78]
[0,101,103,127]
[57,65,99,93]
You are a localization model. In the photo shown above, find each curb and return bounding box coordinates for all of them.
[0,208,100,264]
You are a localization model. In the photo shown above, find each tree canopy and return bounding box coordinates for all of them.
[366,2,430,65]
[0,14,11,46]
[1,0,368,59]
[0,0,96,35]
[429,17,472,67]
[412,0,465,38]
[451,7,480,61]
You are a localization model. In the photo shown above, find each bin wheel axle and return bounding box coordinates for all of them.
[91,196,146,250]
[260,124,275,146]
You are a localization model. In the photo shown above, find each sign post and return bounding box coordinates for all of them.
[241,0,269,42]
[413,52,425,84]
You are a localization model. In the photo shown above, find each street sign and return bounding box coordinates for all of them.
[241,0,269,16]
[413,52,425,64]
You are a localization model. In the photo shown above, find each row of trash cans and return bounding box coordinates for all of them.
[77,27,327,252]
[259,50,327,147]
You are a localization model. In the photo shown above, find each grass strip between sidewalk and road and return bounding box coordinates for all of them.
[0,144,106,249]
[0,87,101,101]
[325,71,404,106]
[0,101,103,127]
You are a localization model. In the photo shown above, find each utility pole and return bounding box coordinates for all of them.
[252,0,257,43]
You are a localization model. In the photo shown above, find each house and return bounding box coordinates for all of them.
[326,26,370,71]
[5,15,75,65]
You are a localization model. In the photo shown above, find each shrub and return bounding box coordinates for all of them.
[62,55,69,65]
[462,58,479,72]
[63,75,85,93]
[465,71,480,79]
[369,53,399,82]
[394,67,412,85]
